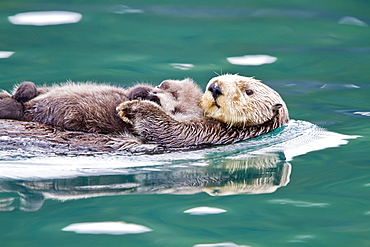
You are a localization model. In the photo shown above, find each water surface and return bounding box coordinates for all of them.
[1,1,369,246]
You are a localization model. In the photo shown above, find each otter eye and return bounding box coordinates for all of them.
[246,89,254,96]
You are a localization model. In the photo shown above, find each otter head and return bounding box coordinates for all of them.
[200,74,289,128]
[150,78,203,116]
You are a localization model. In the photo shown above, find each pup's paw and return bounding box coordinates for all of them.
[116,100,141,125]
[12,81,37,103]
[0,98,24,120]
[117,100,160,125]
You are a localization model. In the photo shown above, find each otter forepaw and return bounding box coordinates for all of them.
[12,81,37,103]
[116,100,144,125]
[0,91,11,100]
[0,98,24,120]
[116,100,160,125]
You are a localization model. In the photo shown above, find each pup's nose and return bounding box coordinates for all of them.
[208,82,222,100]
[147,93,161,106]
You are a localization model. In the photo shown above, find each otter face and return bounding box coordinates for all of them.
[200,74,288,127]
[150,78,203,116]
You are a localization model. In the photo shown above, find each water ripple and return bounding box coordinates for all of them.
[338,16,368,27]
[269,199,330,208]
[287,235,316,243]
[194,243,250,247]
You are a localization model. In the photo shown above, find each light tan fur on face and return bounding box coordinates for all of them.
[200,74,288,127]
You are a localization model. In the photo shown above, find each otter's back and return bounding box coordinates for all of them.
[24,83,130,133]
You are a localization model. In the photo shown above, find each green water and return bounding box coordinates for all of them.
[1,1,370,246]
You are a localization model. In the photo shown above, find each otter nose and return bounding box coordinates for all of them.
[208,82,222,100]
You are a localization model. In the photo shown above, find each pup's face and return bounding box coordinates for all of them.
[150,78,201,115]
[200,74,288,127]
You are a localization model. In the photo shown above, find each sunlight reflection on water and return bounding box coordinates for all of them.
[227,55,277,66]
[62,221,152,235]
[8,11,82,26]
[183,206,227,215]
[0,51,15,59]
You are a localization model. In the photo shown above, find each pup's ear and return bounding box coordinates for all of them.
[158,80,170,90]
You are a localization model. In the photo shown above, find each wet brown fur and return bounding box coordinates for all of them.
[0,79,203,134]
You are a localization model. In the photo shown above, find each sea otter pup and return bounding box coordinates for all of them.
[0,78,203,134]
[148,78,203,121]
[117,74,289,148]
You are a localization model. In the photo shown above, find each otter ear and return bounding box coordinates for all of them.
[272,103,283,114]
[158,80,170,90]
[274,103,283,110]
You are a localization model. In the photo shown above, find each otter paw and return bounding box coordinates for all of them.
[12,81,37,103]
[116,100,141,125]
[0,98,24,120]
[0,91,11,100]
[116,100,160,125]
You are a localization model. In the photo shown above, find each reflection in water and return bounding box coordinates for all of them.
[62,221,152,235]
[194,243,248,247]
[108,5,144,14]
[226,54,277,66]
[0,51,15,59]
[170,63,195,70]
[338,16,368,27]
[0,153,290,211]
[184,206,227,215]
[268,199,329,208]
[8,11,82,26]
[353,111,370,117]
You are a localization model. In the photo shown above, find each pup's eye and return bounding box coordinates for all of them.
[246,89,254,96]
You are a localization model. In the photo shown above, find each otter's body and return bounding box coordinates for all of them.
[1,74,289,151]
[22,83,133,133]
[0,78,203,134]
[118,74,289,148]
[0,81,155,134]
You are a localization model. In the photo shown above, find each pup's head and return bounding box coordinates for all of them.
[150,78,203,116]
